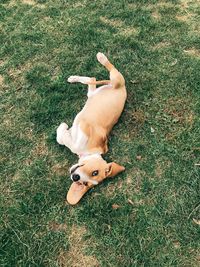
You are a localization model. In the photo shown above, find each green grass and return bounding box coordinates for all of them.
[0,0,200,266]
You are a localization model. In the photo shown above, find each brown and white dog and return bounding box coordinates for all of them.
[56,53,127,204]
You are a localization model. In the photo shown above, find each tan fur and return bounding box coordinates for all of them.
[87,79,110,85]
[77,56,127,154]
[58,53,127,204]
[78,158,125,185]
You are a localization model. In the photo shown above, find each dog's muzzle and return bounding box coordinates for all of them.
[69,164,98,185]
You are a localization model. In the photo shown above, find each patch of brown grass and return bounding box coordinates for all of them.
[156,2,175,8]
[155,162,163,179]
[0,75,4,86]
[176,14,192,22]
[127,3,137,9]
[144,2,174,11]
[51,162,69,176]
[100,16,139,37]
[184,48,200,58]
[12,171,22,181]
[119,109,146,140]
[164,97,195,126]
[179,0,195,9]
[132,109,146,125]
[6,0,18,7]
[121,26,139,37]
[185,112,195,125]
[0,60,5,67]
[72,1,87,8]
[31,133,48,157]
[152,11,161,20]
[178,0,200,34]
[104,178,123,198]
[152,41,171,50]
[121,109,146,139]
[155,158,171,178]
[21,0,46,8]
[49,222,68,232]
[22,0,36,5]
[100,16,123,27]
[58,225,99,267]
[7,61,33,88]
[162,97,195,141]
[8,59,59,88]
[126,167,146,194]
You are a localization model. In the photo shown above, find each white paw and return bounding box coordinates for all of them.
[97,52,108,65]
[56,123,68,145]
[68,76,79,83]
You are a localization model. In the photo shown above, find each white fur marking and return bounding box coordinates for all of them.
[68,76,92,84]
[73,125,88,150]
[79,153,102,163]
[69,163,79,174]
[96,52,108,66]
[87,84,112,97]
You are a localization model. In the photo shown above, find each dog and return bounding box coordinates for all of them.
[56,52,127,204]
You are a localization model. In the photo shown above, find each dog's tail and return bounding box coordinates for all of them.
[87,79,110,85]
[96,52,125,89]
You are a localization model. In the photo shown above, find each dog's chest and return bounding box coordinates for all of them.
[70,114,88,153]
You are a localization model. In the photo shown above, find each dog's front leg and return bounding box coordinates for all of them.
[56,123,76,153]
[67,76,96,85]
[68,76,96,96]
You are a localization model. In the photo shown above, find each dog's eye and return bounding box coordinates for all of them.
[92,170,99,176]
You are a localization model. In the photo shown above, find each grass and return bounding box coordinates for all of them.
[0,0,200,266]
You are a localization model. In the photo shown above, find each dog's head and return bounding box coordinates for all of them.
[70,154,125,186]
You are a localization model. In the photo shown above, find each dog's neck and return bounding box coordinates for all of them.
[78,152,102,160]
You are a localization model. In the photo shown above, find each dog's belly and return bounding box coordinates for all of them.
[69,115,88,154]
[81,88,127,129]
[69,86,126,154]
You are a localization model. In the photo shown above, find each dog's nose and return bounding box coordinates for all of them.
[72,174,80,182]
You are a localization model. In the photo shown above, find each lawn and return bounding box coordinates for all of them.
[0,0,200,266]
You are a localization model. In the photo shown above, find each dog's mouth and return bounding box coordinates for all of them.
[73,180,88,191]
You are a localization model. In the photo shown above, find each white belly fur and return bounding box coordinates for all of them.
[70,114,88,154]
[58,84,119,155]
[70,85,111,153]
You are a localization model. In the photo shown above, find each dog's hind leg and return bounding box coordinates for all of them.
[68,76,95,85]
[68,76,97,96]
[68,76,97,91]
[96,52,125,89]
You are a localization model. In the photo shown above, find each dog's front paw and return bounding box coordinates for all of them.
[56,123,68,145]
[68,76,79,83]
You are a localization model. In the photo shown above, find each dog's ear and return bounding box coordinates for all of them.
[105,162,125,177]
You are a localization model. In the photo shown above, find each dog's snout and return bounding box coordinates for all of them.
[72,174,80,182]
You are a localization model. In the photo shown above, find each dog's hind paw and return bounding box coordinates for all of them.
[97,52,108,66]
